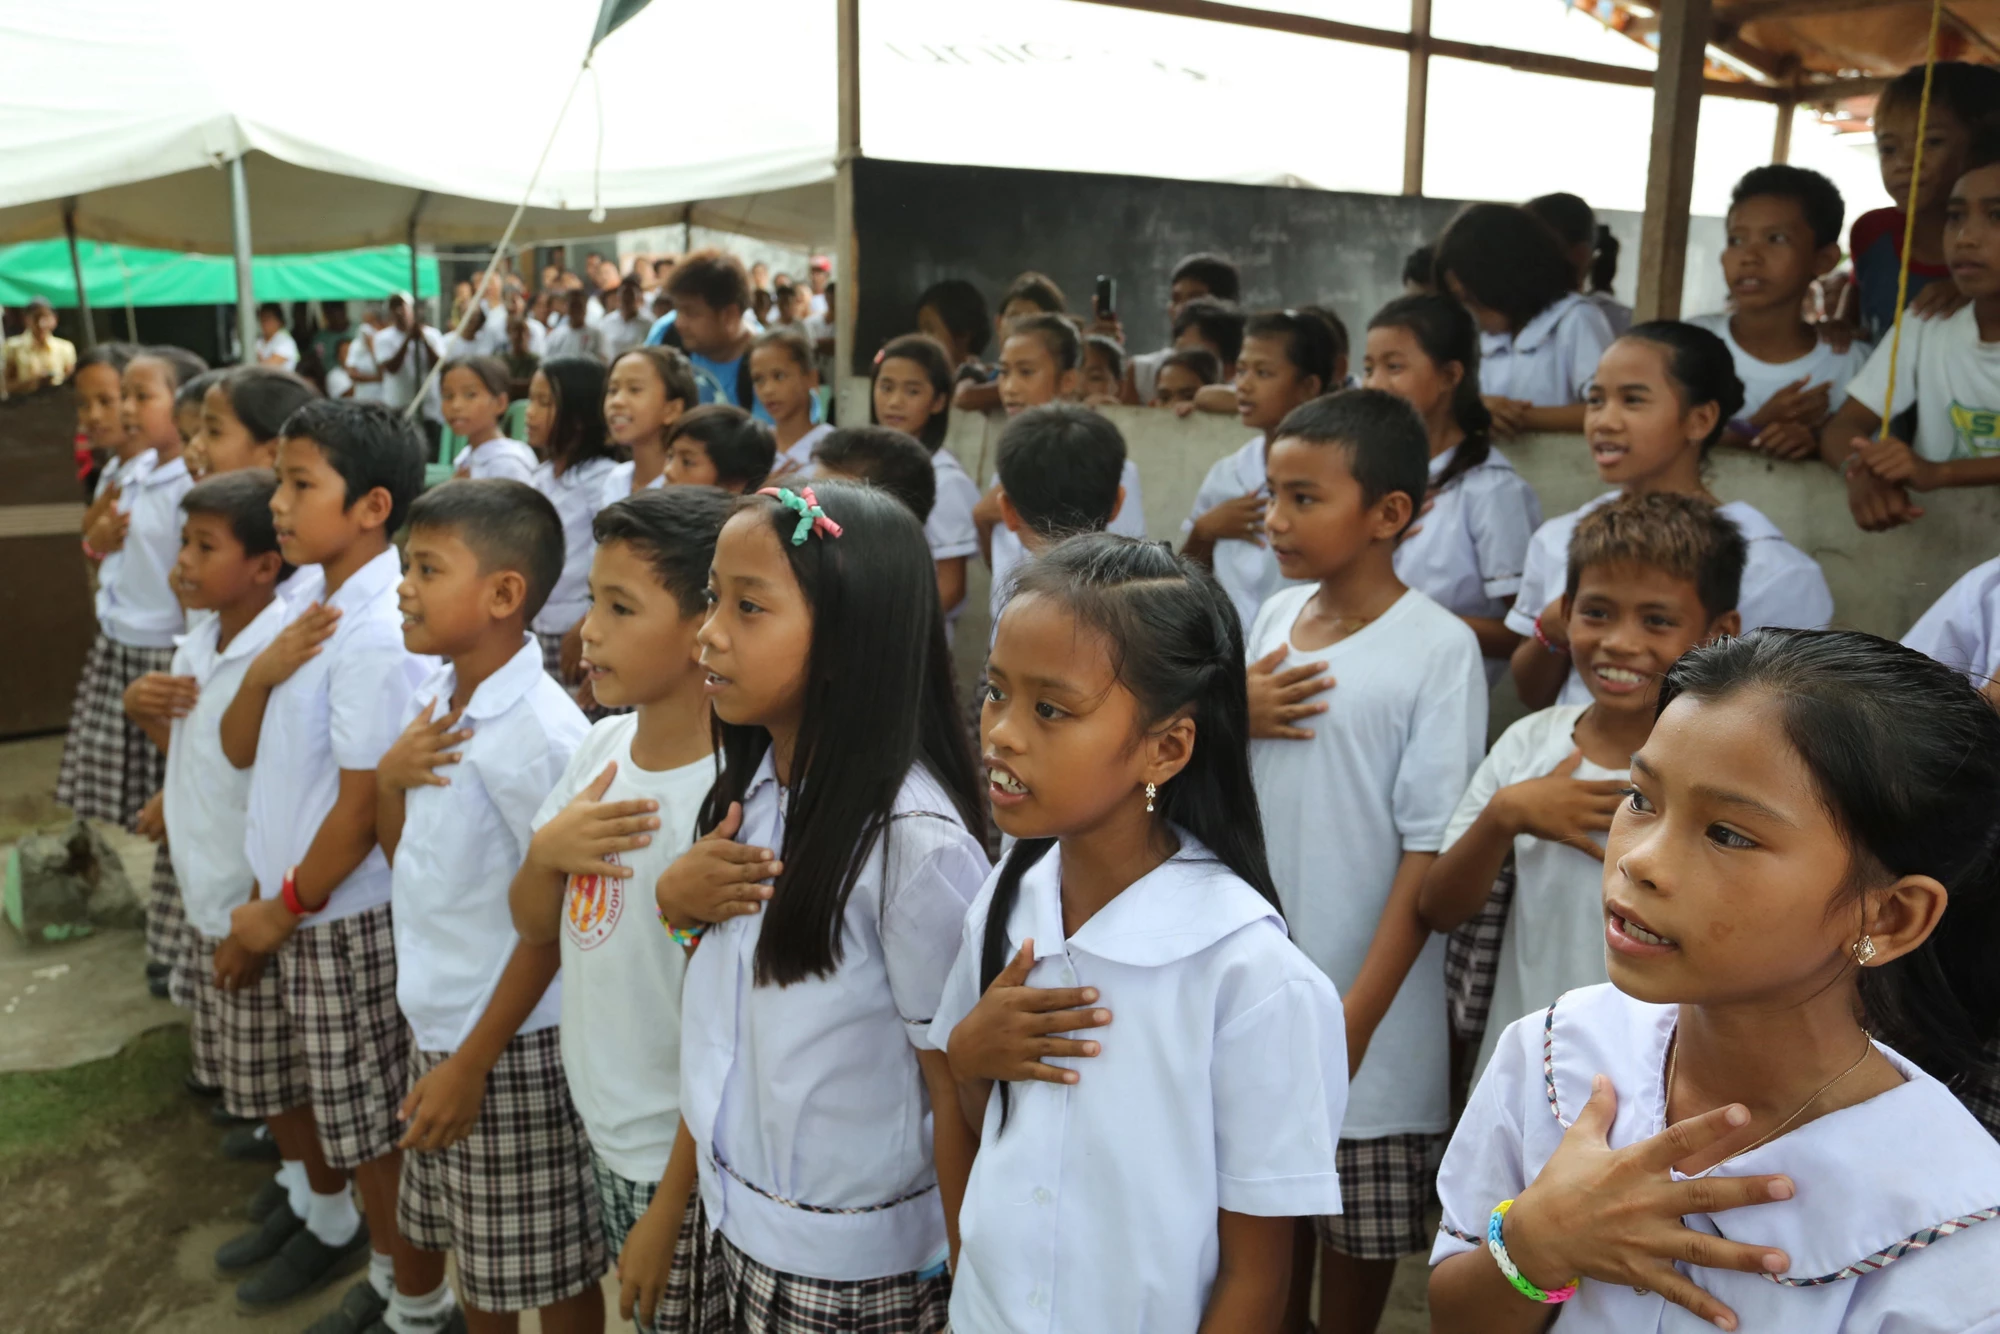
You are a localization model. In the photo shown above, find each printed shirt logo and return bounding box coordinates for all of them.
[1948,400,2000,458]
[564,857,624,951]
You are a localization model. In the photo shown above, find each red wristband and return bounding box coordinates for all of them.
[1532,612,1568,657]
[279,865,312,917]
[81,537,103,562]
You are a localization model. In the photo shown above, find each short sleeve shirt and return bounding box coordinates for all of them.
[1479,293,1615,408]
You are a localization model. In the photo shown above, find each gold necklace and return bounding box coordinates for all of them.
[1665,1029,1875,1179]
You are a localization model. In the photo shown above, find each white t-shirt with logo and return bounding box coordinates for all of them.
[1842,301,2000,461]
[532,715,715,1183]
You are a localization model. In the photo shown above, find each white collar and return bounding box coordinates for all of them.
[133,454,188,489]
[324,546,402,613]
[442,636,546,722]
[1012,832,1283,968]
[1483,292,1585,357]
[1233,435,1267,490]
[213,594,295,663]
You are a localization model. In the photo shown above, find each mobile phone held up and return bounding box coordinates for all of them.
[1095,275,1116,319]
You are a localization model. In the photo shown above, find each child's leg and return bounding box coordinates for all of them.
[55,635,171,827]
[530,1285,604,1334]
[1312,1133,1447,1334]
[1316,1248,1397,1334]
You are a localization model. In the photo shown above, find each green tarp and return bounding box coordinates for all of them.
[0,240,441,309]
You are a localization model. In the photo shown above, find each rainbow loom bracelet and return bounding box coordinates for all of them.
[1487,1200,1580,1304]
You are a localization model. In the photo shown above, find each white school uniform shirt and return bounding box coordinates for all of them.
[596,459,665,512]
[242,549,432,923]
[1841,301,2000,461]
[530,455,618,636]
[1480,292,1616,408]
[1504,493,1833,705]
[390,640,587,1053]
[1434,984,2000,1333]
[1183,435,1308,632]
[928,449,981,562]
[164,595,291,939]
[94,446,153,501]
[1391,442,1542,683]
[986,458,1148,621]
[1585,289,1633,338]
[1441,704,1624,1079]
[1903,554,2000,685]
[545,320,606,362]
[930,837,1348,1334]
[96,453,192,648]
[596,309,652,361]
[372,324,446,417]
[680,754,990,1281]
[345,327,383,403]
[774,422,832,475]
[256,329,300,371]
[1249,585,1486,1138]
[1688,312,1873,427]
[451,436,538,483]
[533,716,713,1184]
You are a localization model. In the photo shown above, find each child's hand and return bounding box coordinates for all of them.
[947,940,1111,1087]
[245,604,341,690]
[527,762,660,880]
[1483,396,1533,438]
[124,672,199,724]
[134,790,167,842]
[213,934,267,991]
[1843,451,1923,531]
[1534,594,1571,653]
[397,1054,488,1152]
[1498,1075,1794,1331]
[1170,398,1198,419]
[85,505,130,556]
[1246,646,1334,740]
[1751,419,1819,460]
[1909,278,1970,322]
[1749,377,1830,431]
[1191,490,1267,547]
[653,802,779,931]
[617,1190,684,1327]
[229,896,300,955]
[377,699,469,794]
[1495,747,1627,860]
[1856,434,1943,491]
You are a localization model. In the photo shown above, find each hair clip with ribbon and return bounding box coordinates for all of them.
[757,485,844,546]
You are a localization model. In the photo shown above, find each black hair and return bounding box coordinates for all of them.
[666,248,753,314]
[916,279,992,359]
[1242,309,1337,395]
[1159,346,1221,386]
[1402,244,1435,289]
[1658,629,2000,1091]
[1878,60,2000,136]
[1005,312,1081,373]
[1002,271,1066,314]
[218,366,319,442]
[871,333,954,452]
[1434,202,1579,333]
[590,485,735,616]
[1563,490,1747,623]
[1171,252,1241,303]
[1271,389,1430,536]
[978,534,1277,1128]
[1729,163,1846,250]
[1172,296,1246,368]
[611,345,700,419]
[133,345,210,392]
[1084,334,1125,382]
[1525,191,1596,248]
[536,355,614,473]
[277,399,426,532]
[812,427,937,522]
[176,368,228,416]
[1964,115,2000,176]
[1367,294,1493,495]
[406,478,565,622]
[255,301,286,323]
[76,342,139,377]
[1591,225,1621,296]
[1619,320,1746,458]
[180,468,290,576]
[995,404,1126,539]
[665,403,775,492]
[697,481,984,986]
[1301,303,1350,371]
[751,326,816,376]
[439,354,510,399]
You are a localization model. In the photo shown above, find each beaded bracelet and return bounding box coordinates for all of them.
[1532,612,1568,657]
[1487,1200,1579,1304]
[658,911,707,947]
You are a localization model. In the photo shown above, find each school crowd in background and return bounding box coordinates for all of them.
[39,57,2000,1334]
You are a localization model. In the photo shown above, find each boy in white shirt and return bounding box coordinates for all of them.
[1689,165,1871,459]
[1903,552,2000,692]
[508,485,737,1331]
[256,304,301,371]
[217,400,437,1327]
[1246,390,1486,1334]
[988,404,1128,623]
[377,479,601,1332]
[1419,493,1745,1080]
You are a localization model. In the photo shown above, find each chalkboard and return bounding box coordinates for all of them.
[850,157,1726,374]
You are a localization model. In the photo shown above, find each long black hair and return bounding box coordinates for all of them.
[697,480,983,986]
[538,355,614,474]
[1433,202,1577,334]
[976,536,1278,1125]
[219,366,320,443]
[1242,308,1338,396]
[1658,629,2000,1091]
[1620,320,1745,458]
[871,333,954,452]
[1368,294,1493,495]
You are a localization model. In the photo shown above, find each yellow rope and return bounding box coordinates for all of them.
[1879,0,1947,437]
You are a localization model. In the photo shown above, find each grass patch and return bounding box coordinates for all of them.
[0,1026,191,1180]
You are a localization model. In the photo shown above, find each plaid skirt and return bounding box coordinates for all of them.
[397,1027,606,1312]
[277,903,409,1171]
[1313,1132,1449,1262]
[146,843,195,985]
[1444,855,1515,1047]
[187,932,310,1119]
[656,1197,949,1334]
[55,633,173,826]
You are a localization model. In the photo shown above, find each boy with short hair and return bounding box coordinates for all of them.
[1418,492,1746,1079]
[810,426,938,524]
[507,486,737,1331]
[217,399,439,1329]
[989,403,1128,621]
[654,249,762,419]
[1690,164,1870,459]
[1246,388,1486,1334]
[376,479,603,1333]
[1826,120,2000,530]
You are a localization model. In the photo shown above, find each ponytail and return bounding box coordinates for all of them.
[1591,225,1621,295]
[1367,295,1492,495]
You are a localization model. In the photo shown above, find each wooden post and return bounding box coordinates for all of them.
[834,0,861,419]
[1634,0,1712,323]
[61,201,96,351]
[1772,92,1796,164]
[1403,0,1431,196]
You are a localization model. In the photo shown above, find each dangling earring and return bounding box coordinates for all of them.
[1852,934,1877,966]
[1144,782,1157,813]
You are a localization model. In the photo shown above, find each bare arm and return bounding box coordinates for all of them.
[396,939,561,1152]
[1463,612,1522,662]
[935,556,967,619]
[1517,404,1587,435]
[219,676,275,769]
[295,769,381,910]
[918,1047,973,1269]
[1818,395,1881,468]
[953,380,1001,414]
[1419,805,1516,932]
[1342,850,1435,1077]
[1508,601,1570,712]
[1429,1249,1556,1334]
[1197,1211,1295,1334]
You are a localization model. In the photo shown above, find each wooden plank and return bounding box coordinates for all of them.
[1773,93,1797,162]
[1720,0,1928,22]
[1636,0,1714,322]
[835,0,859,386]
[1404,0,1432,196]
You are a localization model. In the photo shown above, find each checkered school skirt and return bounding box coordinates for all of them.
[592,1153,668,1330]
[277,903,408,1171]
[147,844,195,985]
[1313,1132,1449,1262]
[1444,855,1515,1047]
[1957,1038,2000,1142]
[397,1027,606,1313]
[55,634,173,826]
[656,1197,950,1334]
[187,933,310,1119]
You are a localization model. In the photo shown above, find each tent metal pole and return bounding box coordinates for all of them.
[61,201,97,350]
[229,156,258,365]
[834,0,859,420]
